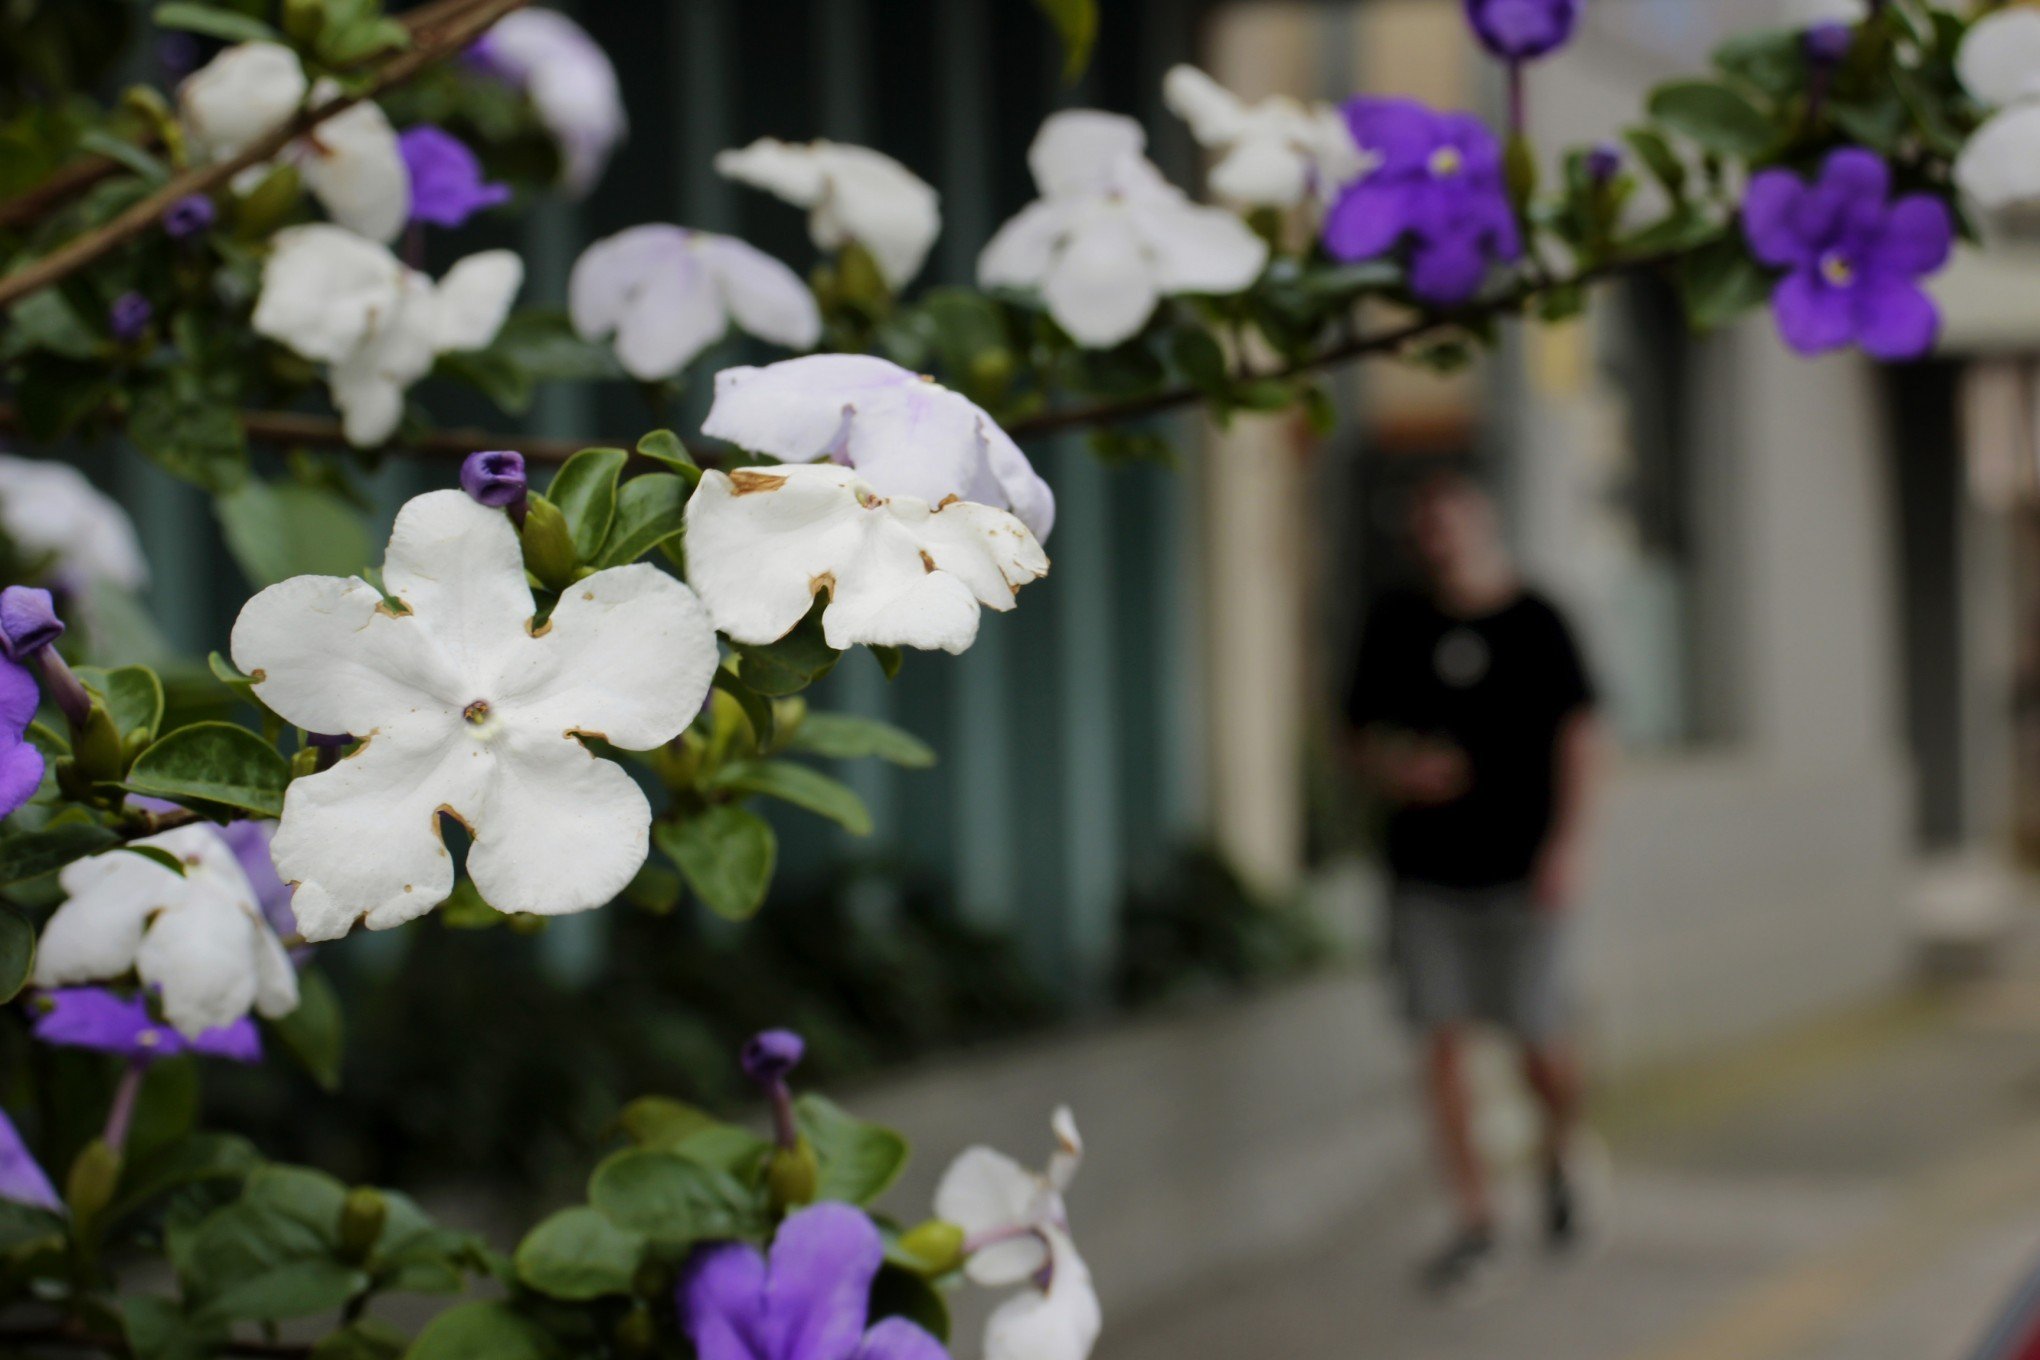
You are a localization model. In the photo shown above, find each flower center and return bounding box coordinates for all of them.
[1820,250,1855,287]
[463,699,492,725]
[1429,145,1464,178]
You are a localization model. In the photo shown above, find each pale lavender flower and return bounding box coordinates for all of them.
[0,1109,59,1212]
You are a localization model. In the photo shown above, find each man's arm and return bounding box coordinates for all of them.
[1533,708,1605,909]
[1352,725,1471,807]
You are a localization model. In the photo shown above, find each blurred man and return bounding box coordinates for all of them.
[1345,467,1604,1297]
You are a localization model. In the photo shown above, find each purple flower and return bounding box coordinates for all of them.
[681,1203,949,1360]
[0,656,45,819]
[1803,22,1854,66]
[0,586,63,661]
[1585,142,1622,183]
[399,126,512,230]
[460,450,528,508]
[109,293,152,343]
[0,1108,59,1213]
[1742,147,1953,361]
[742,1029,806,1086]
[1322,99,1521,305]
[164,194,217,240]
[1464,0,1583,61]
[30,989,262,1064]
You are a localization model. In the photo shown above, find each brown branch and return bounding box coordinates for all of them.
[0,0,529,314]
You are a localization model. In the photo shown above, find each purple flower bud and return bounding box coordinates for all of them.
[741,1029,806,1086]
[400,126,512,230]
[109,292,152,342]
[1585,142,1622,184]
[461,450,528,509]
[164,194,217,240]
[1464,0,1582,63]
[1803,22,1853,66]
[0,587,63,661]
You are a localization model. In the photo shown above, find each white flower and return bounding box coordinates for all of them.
[568,225,820,381]
[935,1108,1099,1360]
[230,491,717,942]
[474,8,627,195]
[715,139,941,290]
[685,463,1047,655]
[253,225,522,447]
[700,355,1055,541]
[1163,65,1364,208]
[33,826,299,1038]
[0,456,148,591]
[178,43,408,243]
[1955,8,2040,214]
[978,110,1268,348]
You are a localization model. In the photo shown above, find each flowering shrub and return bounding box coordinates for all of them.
[0,0,2015,1356]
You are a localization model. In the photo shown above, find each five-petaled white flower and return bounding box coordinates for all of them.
[979,110,1268,349]
[569,225,820,382]
[0,456,148,592]
[1955,7,2040,216]
[253,225,522,447]
[33,826,299,1039]
[470,8,627,196]
[685,463,1047,656]
[715,138,942,290]
[935,1107,1099,1360]
[1163,65,1365,208]
[700,355,1055,541]
[178,42,409,243]
[230,490,718,941]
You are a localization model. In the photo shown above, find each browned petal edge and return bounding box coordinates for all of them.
[729,469,789,494]
[809,570,838,600]
[527,615,554,639]
[918,550,937,573]
[247,667,268,683]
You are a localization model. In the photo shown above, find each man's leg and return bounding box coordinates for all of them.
[1520,1038,1583,1175]
[1425,1024,1492,1232]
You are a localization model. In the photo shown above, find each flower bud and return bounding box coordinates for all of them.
[741,1029,805,1085]
[519,494,578,590]
[1802,21,1852,67]
[164,194,217,240]
[0,586,64,660]
[1585,142,1622,185]
[338,1186,388,1262]
[765,1139,819,1212]
[461,450,529,509]
[109,292,153,343]
[66,1138,124,1226]
[896,1219,966,1276]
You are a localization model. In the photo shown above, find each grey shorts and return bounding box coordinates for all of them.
[1392,882,1572,1042]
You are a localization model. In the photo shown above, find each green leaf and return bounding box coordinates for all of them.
[1680,238,1774,331]
[734,604,842,696]
[128,383,247,492]
[588,1149,763,1245]
[270,967,344,1091]
[312,1320,411,1360]
[635,429,701,484]
[217,481,373,588]
[405,1303,560,1360]
[108,1132,260,1227]
[711,760,873,835]
[786,712,935,768]
[0,822,120,884]
[871,1263,951,1343]
[1033,0,1097,81]
[615,1096,719,1149]
[655,806,776,922]
[712,669,774,748]
[794,1094,908,1206]
[202,1258,369,1324]
[78,665,165,741]
[1712,27,1806,99]
[0,903,33,1003]
[1646,81,1776,158]
[546,448,630,561]
[592,472,688,568]
[484,310,625,383]
[11,288,104,360]
[153,3,280,43]
[126,722,289,818]
[514,1206,645,1301]
[124,845,188,876]
[870,645,904,680]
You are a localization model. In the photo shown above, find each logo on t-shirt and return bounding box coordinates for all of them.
[1434,627,1490,688]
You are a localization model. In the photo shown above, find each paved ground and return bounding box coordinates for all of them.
[1106,941,2040,1360]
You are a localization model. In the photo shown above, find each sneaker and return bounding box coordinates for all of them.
[1545,1131,1613,1257]
[1419,1226,1499,1300]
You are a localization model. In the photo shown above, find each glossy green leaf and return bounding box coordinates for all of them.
[593,472,687,568]
[635,429,701,484]
[1646,80,1775,158]
[153,3,281,43]
[405,1303,560,1360]
[78,664,165,741]
[655,806,776,921]
[1033,0,1097,81]
[786,712,935,767]
[271,967,344,1091]
[216,481,373,588]
[0,903,33,1003]
[587,1148,763,1245]
[546,448,629,561]
[794,1094,908,1206]
[711,760,873,835]
[0,822,120,884]
[514,1206,645,1301]
[127,723,288,817]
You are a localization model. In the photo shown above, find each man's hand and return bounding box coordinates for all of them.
[1381,741,1471,806]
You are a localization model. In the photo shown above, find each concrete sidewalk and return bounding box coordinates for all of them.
[1104,951,2040,1360]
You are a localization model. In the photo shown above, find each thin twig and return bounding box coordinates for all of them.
[0,0,529,313]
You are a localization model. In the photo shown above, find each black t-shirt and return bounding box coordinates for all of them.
[1344,588,1595,890]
